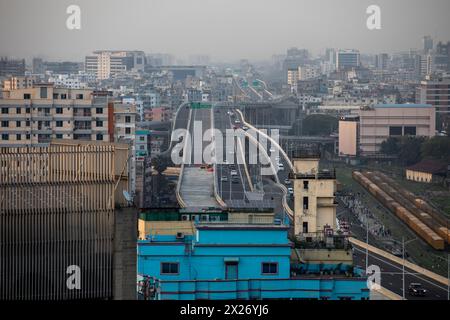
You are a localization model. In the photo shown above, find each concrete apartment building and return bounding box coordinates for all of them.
[290,151,337,237]
[0,57,25,76]
[85,50,146,80]
[298,65,320,80]
[0,140,136,300]
[287,69,299,86]
[0,84,111,147]
[416,76,450,130]
[338,104,435,157]
[336,50,360,70]
[113,103,137,142]
[2,76,35,90]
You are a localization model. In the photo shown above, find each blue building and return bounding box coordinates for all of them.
[137,223,370,300]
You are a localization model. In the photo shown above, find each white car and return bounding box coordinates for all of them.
[269,147,276,153]
[230,170,238,176]
[277,163,284,171]
[287,187,294,195]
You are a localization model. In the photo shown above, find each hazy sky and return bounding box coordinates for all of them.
[1,0,450,63]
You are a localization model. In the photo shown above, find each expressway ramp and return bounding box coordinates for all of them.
[180,166,218,208]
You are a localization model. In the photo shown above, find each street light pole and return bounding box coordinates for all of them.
[402,237,405,300]
[365,214,369,275]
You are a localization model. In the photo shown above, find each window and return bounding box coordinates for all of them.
[26,121,30,127]
[96,120,103,127]
[76,94,84,99]
[125,116,131,123]
[55,134,63,139]
[56,107,63,114]
[262,262,278,275]
[40,87,47,99]
[96,134,103,141]
[161,262,179,275]
[16,121,21,127]
[60,94,67,100]
[1,134,9,141]
[139,136,145,141]
[16,107,21,114]
[389,126,402,136]
[53,93,59,99]
[125,127,131,134]
[16,134,21,141]
[26,108,30,114]
[303,196,309,210]
[1,108,8,114]
[303,181,309,190]
[404,126,416,136]
[96,107,103,114]
[303,222,309,233]
[23,93,31,99]
[56,121,63,127]
[1,121,9,127]
[26,134,30,140]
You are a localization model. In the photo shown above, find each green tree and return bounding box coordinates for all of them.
[398,136,425,165]
[301,114,338,136]
[421,136,450,161]
[380,137,399,155]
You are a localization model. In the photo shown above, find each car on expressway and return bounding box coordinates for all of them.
[221,176,228,182]
[230,170,238,176]
[408,283,427,297]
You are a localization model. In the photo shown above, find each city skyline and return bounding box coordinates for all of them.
[1,0,450,63]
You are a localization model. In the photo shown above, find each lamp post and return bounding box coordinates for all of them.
[402,237,417,300]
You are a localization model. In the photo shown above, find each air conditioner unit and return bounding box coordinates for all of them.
[181,214,190,221]
[176,232,185,239]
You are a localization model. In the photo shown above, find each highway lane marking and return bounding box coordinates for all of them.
[353,246,449,292]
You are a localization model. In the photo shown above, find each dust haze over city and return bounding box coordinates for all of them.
[1,0,450,308]
[1,0,450,62]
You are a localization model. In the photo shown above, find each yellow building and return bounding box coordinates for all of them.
[405,160,448,183]
[291,151,337,237]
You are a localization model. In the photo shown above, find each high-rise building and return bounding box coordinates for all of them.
[416,75,450,130]
[375,53,389,70]
[287,69,299,86]
[85,50,146,80]
[298,65,320,80]
[32,58,82,74]
[423,35,434,53]
[0,84,111,147]
[0,140,136,300]
[435,41,450,72]
[0,57,25,76]
[336,50,360,70]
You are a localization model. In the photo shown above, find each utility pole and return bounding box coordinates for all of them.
[402,237,405,300]
[365,213,369,275]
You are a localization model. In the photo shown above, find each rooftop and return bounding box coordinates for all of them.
[407,159,448,175]
[373,103,432,109]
